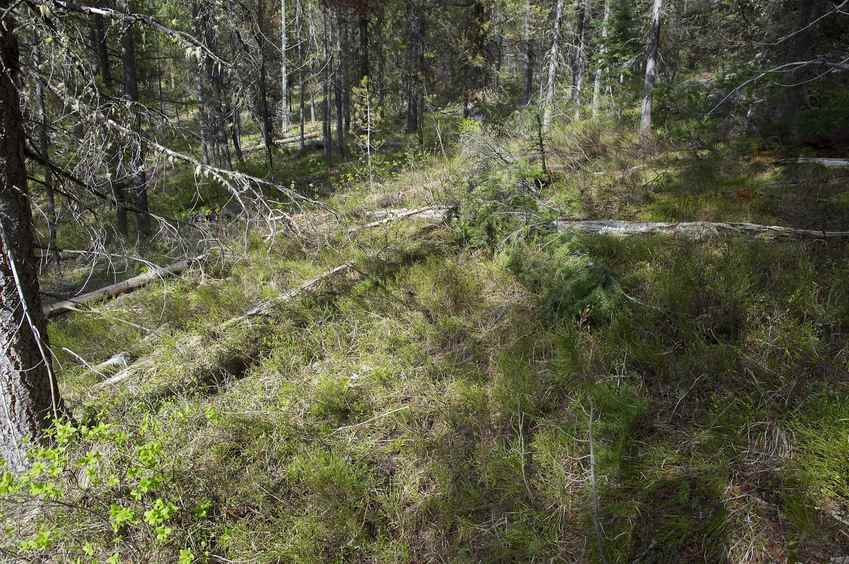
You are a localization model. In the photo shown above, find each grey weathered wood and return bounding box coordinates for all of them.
[553,220,849,239]
[793,157,849,168]
[95,262,354,390]
[353,206,450,233]
[43,258,199,318]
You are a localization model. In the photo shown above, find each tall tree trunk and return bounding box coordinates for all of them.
[376,6,385,110]
[322,4,333,161]
[542,0,565,131]
[35,50,58,265]
[119,0,151,240]
[1,4,66,473]
[296,0,305,150]
[226,0,244,165]
[335,9,345,156]
[280,0,289,134]
[405,1,422,134]
[522,0,535,105]
[782,0,819,144]
[255,0,274,171]
[591,0,610,117]
[359,13,369,83]
[570,0,588,116]
[92,6,112,88]
[192,1,212,164]
[639,0,663,137]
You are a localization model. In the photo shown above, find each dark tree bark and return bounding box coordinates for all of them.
[359,13,369,82]
[322,4,333,161]
[1,3,66,473]
[782,0,822,144]
[92,5,112,88]
[375,5,385,110]
[34,50,58,265]
[119,0,151,240]
[256,0,275,171]
[405,1,423,134]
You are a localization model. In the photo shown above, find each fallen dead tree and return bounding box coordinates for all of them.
[553,220,849,239]
[352,206,450,234]
[789,157,849,168]
[90,208,451,391]
[44,257,202,318]
[93,261,356,390]
[50,208,446,323]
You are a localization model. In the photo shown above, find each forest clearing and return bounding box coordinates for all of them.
[1,0,849,561]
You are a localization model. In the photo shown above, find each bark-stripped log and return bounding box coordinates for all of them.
[43,258,201,318]
[353,206,450,233]
[553,220,849,239]
[792,158,849,168]
[94,262,355,390]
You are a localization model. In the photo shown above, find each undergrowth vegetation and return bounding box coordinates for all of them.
[4,113,849,562]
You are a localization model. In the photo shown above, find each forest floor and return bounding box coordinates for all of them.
[7,112,849,562]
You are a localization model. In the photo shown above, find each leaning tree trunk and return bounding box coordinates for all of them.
[542,0,565,131]
[639,0,663,137]
[1,3,66,473]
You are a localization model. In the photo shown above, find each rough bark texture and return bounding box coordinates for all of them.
[405,1,423,134]
[322,4,333,161]
[119,0,151,239]
[639,0,663,136]
[92,8,112,88]
[1,6,65,472]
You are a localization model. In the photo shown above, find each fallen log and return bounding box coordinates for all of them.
[222,262,354,327]
[94,262,355,390]
[791,157,849,168]
[90,210,453,390]
[242,132,321,153]
[351,206,450,234]
[44,257,202,319]
[553,220,849,240]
